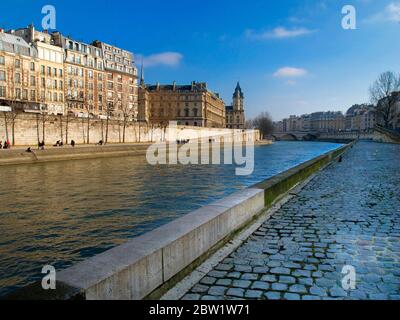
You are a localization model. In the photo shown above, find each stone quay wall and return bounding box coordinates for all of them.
[0,113,260,146]
[6,142,353,300]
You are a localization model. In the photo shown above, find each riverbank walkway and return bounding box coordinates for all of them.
[180,141,400,300]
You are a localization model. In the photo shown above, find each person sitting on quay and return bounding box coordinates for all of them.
[0,141,2,149]
[98,140,104,146]
[38,141,45,150]
[26,147,32,153]
[71,140,76,147]
[53,141,60,147]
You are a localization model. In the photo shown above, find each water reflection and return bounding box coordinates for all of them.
[0,141,343,296]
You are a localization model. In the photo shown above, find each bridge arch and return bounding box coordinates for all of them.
[281,133,298,141]
[303,134,318,141]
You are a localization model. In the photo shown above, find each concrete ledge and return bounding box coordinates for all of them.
[5,142,353,300]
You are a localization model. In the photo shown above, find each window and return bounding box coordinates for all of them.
[54,92,58,102]
[41,77,45,87]
[15,59,21,68]
[0,86,5,97]
[15,73,21,83]
[23,89,28,100]
[59,93,63,102]
[30,62,35,71]
[185,108,189,117]
[0,56,5,65]
[54,80,57,89]
[59,69,63,77]
[0,70,5,81]
[59,80,63,89]
[30,76,36,86]
[30,90,36,101]
[15,88,21,99]
[53,68,57,76]
[47,67,51,76]
[41,65,45,75]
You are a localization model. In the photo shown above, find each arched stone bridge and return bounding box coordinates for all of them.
[272,126,400,144]
[271,131,319,141]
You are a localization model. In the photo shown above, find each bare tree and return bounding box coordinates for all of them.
[41,113,51,144]
[105,102,111,144]
[85,105,91,144]
[65,112,70,145]
[10,110,18,146]
[370,71,400,128]
[36,113,40,146]
[3,112,9,142]
[250,112,274,139]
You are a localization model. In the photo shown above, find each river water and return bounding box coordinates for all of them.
[0,141,343,296]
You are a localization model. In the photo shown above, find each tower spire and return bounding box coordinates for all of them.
[140,59,145,87]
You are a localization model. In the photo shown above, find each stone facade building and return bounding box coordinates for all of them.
[225,83,245,129]
[139,78,226,128]
[92,41,138,121]
[275,111,345,133]
[0,29,43,113]
[345,104,376,132]
[14,25,65,115]
[51,32,106,118]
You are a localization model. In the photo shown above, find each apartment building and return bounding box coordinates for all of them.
[51,32,106,118]
[92,41,138,121]
[14,25,65,115]
[0,29,43,113]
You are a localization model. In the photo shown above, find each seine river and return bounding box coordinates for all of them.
[0,141,343,296]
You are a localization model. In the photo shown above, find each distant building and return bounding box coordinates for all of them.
[345,104,376,132]
[92,41,138,121]
[139,77,226,128]
[225,82,245,129]
[1,24,139,121]
[276,111,345,133]
[51,31,106,118]
[14,25,65,115]
[0,28,44,114]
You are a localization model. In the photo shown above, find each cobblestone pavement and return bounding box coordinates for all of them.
[182,142,400,300]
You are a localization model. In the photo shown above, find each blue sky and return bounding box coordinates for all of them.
[1,0,399,120]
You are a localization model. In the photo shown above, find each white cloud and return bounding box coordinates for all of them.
[246,27,316,40]
[273,67,308,78]
[138,52,183,67]
[365,2,400,23]
[387,2,400,22]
